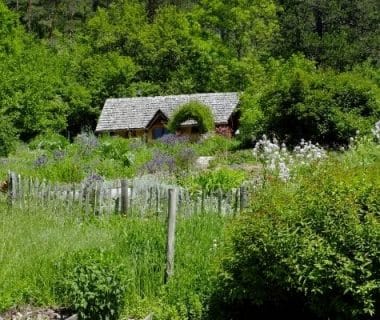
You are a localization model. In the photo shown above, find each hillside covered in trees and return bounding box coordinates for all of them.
[0,2,380,319]
[0,0,379,149]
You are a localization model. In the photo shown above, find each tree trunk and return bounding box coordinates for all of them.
[27,0,32,32]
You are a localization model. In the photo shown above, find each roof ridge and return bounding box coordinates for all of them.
[106,92,239,101]
[97,92,240,132]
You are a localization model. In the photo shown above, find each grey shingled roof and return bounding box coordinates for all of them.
[95,92,239,132]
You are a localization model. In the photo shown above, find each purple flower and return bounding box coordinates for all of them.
[142,151,176,174]
[35,155,48,167]
[177,147,196,168]
[158,134,189,145]
[53,149,66,160]
[83,173,104,185]
[75,132,99,154]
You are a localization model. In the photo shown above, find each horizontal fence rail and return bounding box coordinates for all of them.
[3,172,255,216]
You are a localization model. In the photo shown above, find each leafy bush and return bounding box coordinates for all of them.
[194,135,240,156]
[99,136,134,166]
[180,167,246,194]
[56,250,127,320]
[37,156,85,183]
[29,131,68,151]
[74,131,99,156]
[240,56,380,146]
[210,144,380,319]
[167,101,214,134]
[0,115,18,157]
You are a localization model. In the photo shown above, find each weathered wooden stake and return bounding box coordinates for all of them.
[84,188,90,216]
[129,184,134,215]
[93,182,99,215]
[201,188,205,213]
[217,189,223,215]
[18,174,23,208]
[165,188,177,283]
[7,171,16,206]
[114,197,120,214]
[155,186,160,216]
[240,186,248,212]
[234,188,239,215]
[120,179,129,215]
[72,183,76,206]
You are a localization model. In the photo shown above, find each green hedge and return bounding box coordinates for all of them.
[167,101,214,134]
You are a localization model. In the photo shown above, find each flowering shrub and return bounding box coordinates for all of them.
[158,133,190,145]
[83,172,104,186]
[75,131,99,155]
[34,154,48,167]
[253,135,327,181]
[215,126,232,137]
[142,151,176,174]
[53,149,66,160]
[176,147,197,170]
[372,120,380,142]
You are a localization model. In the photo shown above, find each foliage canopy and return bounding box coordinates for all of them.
[167,101,214,134]
[240,56,380,146]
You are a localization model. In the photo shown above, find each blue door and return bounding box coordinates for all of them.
[152,127,168,139]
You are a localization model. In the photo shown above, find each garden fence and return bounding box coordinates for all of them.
[4,171,252,217]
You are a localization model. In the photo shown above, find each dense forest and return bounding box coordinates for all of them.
[0,0,379,147]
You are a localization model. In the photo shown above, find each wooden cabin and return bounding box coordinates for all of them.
[95,92,240,140]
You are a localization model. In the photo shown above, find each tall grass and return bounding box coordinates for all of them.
[0,199,227,319]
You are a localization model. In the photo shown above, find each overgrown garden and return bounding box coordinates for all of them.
[0,0,379,319]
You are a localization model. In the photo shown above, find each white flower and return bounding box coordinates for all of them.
[372,120,380,142]
[253,135,328,183]
[279,162,290,181]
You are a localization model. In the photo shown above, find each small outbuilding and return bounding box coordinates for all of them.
[95,92,240,140]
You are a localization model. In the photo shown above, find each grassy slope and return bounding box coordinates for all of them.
[0,203,228,319]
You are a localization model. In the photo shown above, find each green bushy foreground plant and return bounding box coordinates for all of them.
[179,167,246,195]
[0,201,227,319]
[209,140,380,319]
[56,250,127,320]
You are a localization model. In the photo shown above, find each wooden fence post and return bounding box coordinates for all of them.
[201,188,205,213]
[217,189,223,215]
[120,179,129,215]
[165,188,177,283]
[234,188,239,215]
[155,186,160,216]
[240,186,248,212]
[7,171,16,206]
[129,183,134,215]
